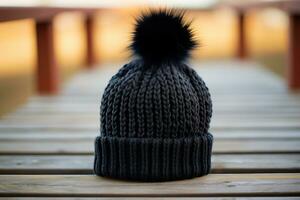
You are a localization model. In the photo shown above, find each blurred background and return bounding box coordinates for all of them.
[0,0,288,116]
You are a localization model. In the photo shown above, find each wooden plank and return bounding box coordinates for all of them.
[4,114,300,124]
[214,139,300,153]
[0,7,63,22]
[212,154,300,173]
[7,111,300,121]
[61,88,290,96]
[27,93,300,102]
[0,154,299,174]
[10,109,300,116]
[6,110,300,118]
[55,86,297,93]
[16,102,300,109]
[6,111,300,121]
[0,7,98,22]
[221,0,300,14]
[20,93,300,104]
[10,102,300,114]
[27,93,300,100]
[0,155,91,174]
[0,138,299,154]
[13,104,300,112]
[1,115,300,124]
[0,129,299,140]
[0,126,299,133]
[3,113,300,122]
[38,89,297,96]
[0,174,299,197]
[36,20,59,94]
[9,109,300,117]
[0,198,299,200]
[61,85,289,93]
[288,13,300,89]
[0,119,299,130]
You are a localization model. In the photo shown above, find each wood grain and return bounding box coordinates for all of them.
[0,120,300,129]
[0,138,299,154]
[0,174,299,197]
[0,197,299,200]
[1,198,300,200]
[0,154,299,174]
[1,129,300,140]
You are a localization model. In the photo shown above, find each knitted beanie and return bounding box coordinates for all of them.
[94,10,213,181]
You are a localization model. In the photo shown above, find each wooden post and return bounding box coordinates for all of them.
[86,15,97,67]
[237,12,246,59]
[36,20,59,94]
[288,14,300,90]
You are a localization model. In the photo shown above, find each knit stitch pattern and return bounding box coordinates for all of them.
[94,61,213,181]
[94,10,213,181]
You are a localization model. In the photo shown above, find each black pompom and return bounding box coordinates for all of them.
[130,9,197,64]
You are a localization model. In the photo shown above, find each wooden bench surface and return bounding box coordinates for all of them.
[0,61,300,199]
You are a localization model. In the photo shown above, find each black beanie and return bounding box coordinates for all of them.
[94,10,213,181]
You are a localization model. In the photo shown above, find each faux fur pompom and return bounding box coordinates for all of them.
[130,9,197,64]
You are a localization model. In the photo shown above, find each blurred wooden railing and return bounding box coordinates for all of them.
[0,0,299,94]
[223,0,300,90]
[0,7,99,94]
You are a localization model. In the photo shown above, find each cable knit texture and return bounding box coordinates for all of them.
[94,10,213,181]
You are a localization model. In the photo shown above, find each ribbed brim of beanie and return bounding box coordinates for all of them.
[94,133,213,181]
